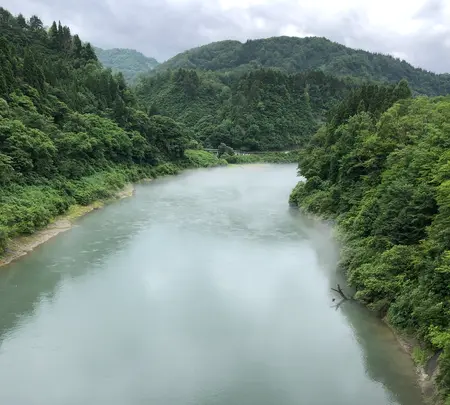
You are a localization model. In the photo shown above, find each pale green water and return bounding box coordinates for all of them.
[0,164,424,405]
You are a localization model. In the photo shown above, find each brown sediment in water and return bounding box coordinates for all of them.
[0,183,135,269]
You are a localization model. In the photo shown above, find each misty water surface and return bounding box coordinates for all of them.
[0,164,424,405]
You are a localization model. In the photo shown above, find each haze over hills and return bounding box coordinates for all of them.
[133,35,450,151]
[94,47,159,83]
[1,6,450,402]
[152,36,450,96]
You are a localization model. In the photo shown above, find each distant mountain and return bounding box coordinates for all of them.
[154,36,450,96]
[95,47,159,83]
[134,35,450,151]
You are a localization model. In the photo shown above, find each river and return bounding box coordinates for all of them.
[0,164,424,405]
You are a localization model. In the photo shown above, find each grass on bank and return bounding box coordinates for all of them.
[223,151,299,164]
[183,149,228,167]
[0,149,295,256]
[0,150,226,255]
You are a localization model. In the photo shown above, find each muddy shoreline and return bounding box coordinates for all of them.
[0,183,135,269]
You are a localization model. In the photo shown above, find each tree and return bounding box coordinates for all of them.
[61,26,72,51]
[113,96,127,126]
[0,37,16,96]
[148,103,160,117]
[81,43,97,62]
[218,142,234,157]
[0,153,14,184]
[16,13,27,28]
[29,15,43,30]
[23,48,45,93]
[392,79,412,101]
[49,21,59,49]
[72,34,82,58]
[149,115,190,160]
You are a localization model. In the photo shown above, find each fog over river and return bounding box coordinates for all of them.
[0,164,424,405]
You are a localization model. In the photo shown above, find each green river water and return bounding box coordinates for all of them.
[0,164,424,405]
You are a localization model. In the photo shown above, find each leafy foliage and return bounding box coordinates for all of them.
[137,36,446,152]
[2,11,449,400]
[290,83,450,399]
[224,151,299,164]
[183,149,227,168]
[136,68,352,150]
[154,36,450,96]
[94,47,159,83]
[0,8,202,253]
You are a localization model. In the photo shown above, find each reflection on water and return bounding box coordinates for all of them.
[0,165,424,405]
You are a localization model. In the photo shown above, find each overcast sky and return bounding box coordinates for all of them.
[3,0,450,73]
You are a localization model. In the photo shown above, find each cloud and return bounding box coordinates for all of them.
[2,0,450,73]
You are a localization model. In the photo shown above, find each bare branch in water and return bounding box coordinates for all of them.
[331,284,353,301]
[330,299,346,311]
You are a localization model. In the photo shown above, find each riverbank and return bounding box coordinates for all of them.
[291,198,444,404]
[224,151,299,164]
[0,162,425,405]
[0,150,228,268]
[0,156,284,269]
[0,183,135,268]
[290,93,450,404]
[384,319,444,405]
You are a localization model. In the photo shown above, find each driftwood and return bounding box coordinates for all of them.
[331,284,350,300]
[331,299,346,311]
[330,284,353,310]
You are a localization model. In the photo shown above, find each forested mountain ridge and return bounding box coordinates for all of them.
[135,35,450,151]
[154,36,450,96]
[0,8,202,253]
[290,84,450,402]
[136,66,416,151]
[94,47,159,83]
[1,5,449,403]
[137,68,345,150]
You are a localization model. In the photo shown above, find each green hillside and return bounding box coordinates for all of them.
[290,85,450,401]
[1,6,449,403]
[154,36,450,96]
[95,47,159,83]
[0,8,200,253]
[136,36,450,151]
[136,68,354,150]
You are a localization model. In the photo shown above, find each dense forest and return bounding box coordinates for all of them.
[154,36,450,96]
[290,83,450,401]
[136,36,450,151]
[94,47,159,83]
[1,7,449,402]
[0,8,219,255]
[136,68,355,150]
